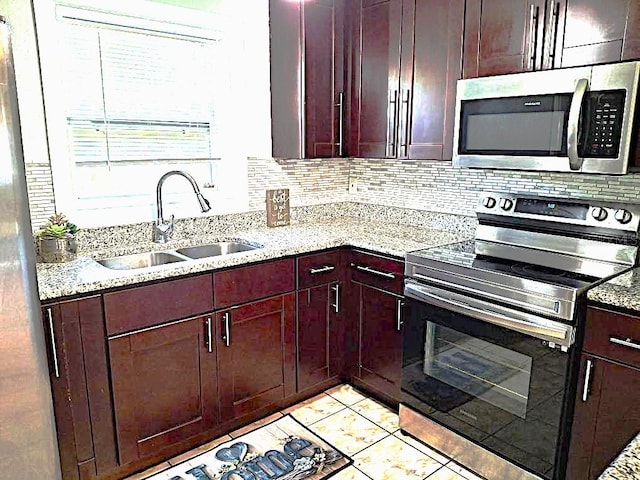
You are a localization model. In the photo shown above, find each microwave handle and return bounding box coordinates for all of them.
[567,78,589,171]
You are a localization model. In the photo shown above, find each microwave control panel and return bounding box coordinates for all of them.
[582,90,626,158]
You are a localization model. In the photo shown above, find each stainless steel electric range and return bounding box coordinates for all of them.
[399,192,640,480]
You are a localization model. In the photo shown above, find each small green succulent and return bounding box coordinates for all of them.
[38,213,78,238]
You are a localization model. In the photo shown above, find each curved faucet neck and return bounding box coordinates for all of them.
[156,170,207,224]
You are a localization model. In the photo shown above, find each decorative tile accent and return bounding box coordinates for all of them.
[350,398,399,433]
[353,435,442,480]
[308,409,388,456]
[24,162,56,230]
[325,384,370,407]
[282,393,347,425]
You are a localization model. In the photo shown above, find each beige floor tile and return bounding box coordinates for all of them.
[426,466,468,480]
[445,462,487,480]
[325,384,369,406]
[124,461,171,480]
[308,408,388,456]
[393,431,450,464]
[331,465,373,480]
[282,392,346,424]
[350,397,399,433]
[228,411,283,438]
[353,435,442,480]
[167,435,233,465]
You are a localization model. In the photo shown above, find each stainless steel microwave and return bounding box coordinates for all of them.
[452,62,640,174]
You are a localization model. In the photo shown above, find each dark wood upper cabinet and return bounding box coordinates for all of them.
[350,0,464,160]
[108,315,218,465]
[217,294,296,421]
[270,0,346,158]
[465,0,640,78]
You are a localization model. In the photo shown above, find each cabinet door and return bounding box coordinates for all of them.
[464,0,546,78]
[109,316,218,465]
[217,294,296,420]
[400,0,464,160]
[297,282,343,392]
[350,0,403,157]
[305,0,345,157]
[355,284,403,400]
[43,297,117,480]
[568,355,640,479]
[560,0,628,67]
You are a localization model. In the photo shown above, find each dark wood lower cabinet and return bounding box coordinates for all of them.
[352,283,403,402]
[108,315,218,465]
[42,297,117,480]
[297,282,343,392]
[217,293,296,421]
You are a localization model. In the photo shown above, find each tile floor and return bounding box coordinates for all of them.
[126,384,487,480]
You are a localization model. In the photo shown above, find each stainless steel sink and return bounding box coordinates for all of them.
[97,251,187,270]
[176,241,260,259]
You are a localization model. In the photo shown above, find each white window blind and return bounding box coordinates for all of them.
[63,20,220,165]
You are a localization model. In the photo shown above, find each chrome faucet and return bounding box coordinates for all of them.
[154,170,211,243]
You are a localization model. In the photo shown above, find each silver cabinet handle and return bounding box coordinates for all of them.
[396,299,404,331]
[582,358,594,402]
[609,336,640,351]
[351,263,396,279]
[546,2,560,65]
[568,77,589,171]
[386,89,399,157]
[309,265,336,275]
[527,4,540,71]
[331,283,340,314]
[400,89,411,157]
[46,307,60,378]
[206,317,213,353]
[335,91,344,156]
[222,312,231,347]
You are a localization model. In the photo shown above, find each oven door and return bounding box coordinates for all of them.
[401,281,577,480]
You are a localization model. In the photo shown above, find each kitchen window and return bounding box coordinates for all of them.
[35,0,268,226]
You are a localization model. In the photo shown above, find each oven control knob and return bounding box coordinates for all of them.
[482,196,496,209]
[615,209,633,224]
[499,198,513,211]
[591,207,608,221]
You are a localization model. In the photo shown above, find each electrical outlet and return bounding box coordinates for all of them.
[349,179,358,194]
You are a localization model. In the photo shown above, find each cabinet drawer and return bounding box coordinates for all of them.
[297,250,342,289]
[585,307,640,368]
[349,250,403,294]
[214,259,295,309]
[104,274,213,336]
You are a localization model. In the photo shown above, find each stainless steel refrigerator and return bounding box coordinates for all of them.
[0,16,61,479]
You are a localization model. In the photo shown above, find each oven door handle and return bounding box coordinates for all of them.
[404,282,574,347]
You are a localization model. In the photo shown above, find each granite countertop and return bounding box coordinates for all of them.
[588,268,640,313]
[37,218,467,301]
[598,432,640,479]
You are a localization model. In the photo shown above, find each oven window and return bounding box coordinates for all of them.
[423,324,532,418]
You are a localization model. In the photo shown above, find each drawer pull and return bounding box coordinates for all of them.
[609,336,640,351]
[309,265,336,275]
[351,263,396,279]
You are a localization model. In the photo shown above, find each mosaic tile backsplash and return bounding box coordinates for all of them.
[25,156,640,230]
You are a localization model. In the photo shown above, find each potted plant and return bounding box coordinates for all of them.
[37,213,79,263]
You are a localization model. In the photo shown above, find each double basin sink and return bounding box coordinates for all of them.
[97,241,260,270]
